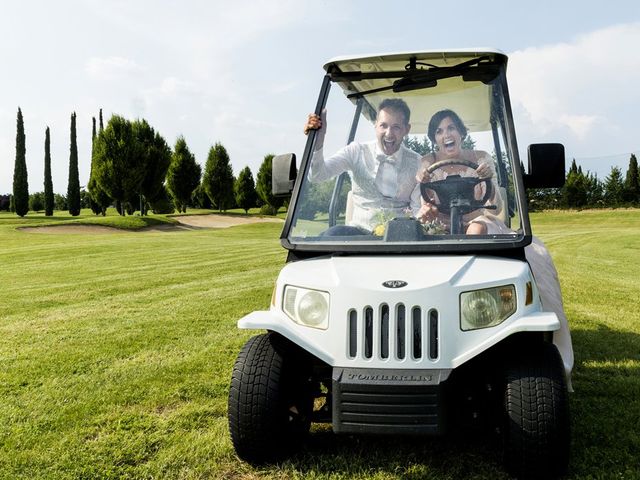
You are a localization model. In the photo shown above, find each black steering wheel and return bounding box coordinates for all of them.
[419,158,495,234]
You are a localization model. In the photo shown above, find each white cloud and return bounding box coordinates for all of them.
[558,114,601,140]
[84,56,143,79]
[3,3,638,195]
[508,22,640,172]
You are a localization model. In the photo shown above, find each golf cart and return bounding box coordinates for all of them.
[228,49,571,479]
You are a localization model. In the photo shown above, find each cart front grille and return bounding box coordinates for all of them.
[347,304,439,361]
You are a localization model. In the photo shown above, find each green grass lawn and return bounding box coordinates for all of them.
[0,209,638,479]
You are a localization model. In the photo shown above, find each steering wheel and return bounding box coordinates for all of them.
[419,158,495,234]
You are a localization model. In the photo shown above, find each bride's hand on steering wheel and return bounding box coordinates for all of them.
[416,165,431,183]
[475,161,492,179]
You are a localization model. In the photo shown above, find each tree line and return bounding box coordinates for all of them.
[5,108,285,217]
[527,155,640,210]
[5,109,640,216]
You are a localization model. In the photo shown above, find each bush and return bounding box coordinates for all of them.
[259,204,278,216]
[29,192,45,212]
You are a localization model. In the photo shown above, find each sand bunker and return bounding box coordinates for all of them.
[172,214,282,228]
[20,214,283,234]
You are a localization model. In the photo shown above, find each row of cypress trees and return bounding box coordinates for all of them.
[9,108,283,217]
[12,108,82,217]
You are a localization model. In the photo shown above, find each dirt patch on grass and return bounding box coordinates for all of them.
[19,214,283,234]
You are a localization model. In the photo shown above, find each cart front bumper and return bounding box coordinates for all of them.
[331,367,451,435]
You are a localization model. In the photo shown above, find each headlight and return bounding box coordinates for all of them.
[283,286,330,330]
[460,285,516,331]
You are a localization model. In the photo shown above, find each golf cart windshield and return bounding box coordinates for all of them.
[283,50,530,254]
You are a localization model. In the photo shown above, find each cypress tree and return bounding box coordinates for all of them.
[167,136,201,213]
[13,107,29,217]
[99,108,104,133]
[88,115,111,216]
[623,153,639,204]
[234,166,258,214]
[202,142,235,212]
[67,112,81,216]
[88,117,100,214]
[43,127,54,216]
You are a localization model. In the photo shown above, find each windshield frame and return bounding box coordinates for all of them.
[279,51,533,255]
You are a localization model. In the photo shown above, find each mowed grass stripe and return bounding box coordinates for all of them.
[1,220,284,478]
[1,210,639,479]
[2,225,285,320]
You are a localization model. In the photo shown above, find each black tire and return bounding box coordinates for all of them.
[228,333,313,464]
[503,342,570,479]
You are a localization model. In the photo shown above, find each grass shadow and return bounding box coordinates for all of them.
[278,325,640,479]
[284,421,508,478]
[564,324,640,477]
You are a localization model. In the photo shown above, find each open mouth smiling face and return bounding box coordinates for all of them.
[436,117,462,157]
[443,138,458,155]
[375,108,410,156]
[382,137,400,154]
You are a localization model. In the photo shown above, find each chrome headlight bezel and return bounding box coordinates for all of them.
[282,285,330,330]
[460,284,517,331]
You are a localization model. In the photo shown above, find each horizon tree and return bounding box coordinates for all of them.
[167,136,201,213]
[234,166,258,214]
[403,135,433,156]
[623,153,639,204]
[13,107,29,217]
[202,142,235,212]
[43,126,54,215]
[88,114,111,215]
[562,159,588,208]
[54,193,67,211]
[584,171,604,207]
[256,153,285,213]
[133,119,172,214]
[67,112,81,216]
[92,115,141,215]
[88,116,101,214]
[603,166,625,207]
[29,192,45,212]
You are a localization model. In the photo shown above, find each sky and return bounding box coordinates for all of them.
[1,0,639,195]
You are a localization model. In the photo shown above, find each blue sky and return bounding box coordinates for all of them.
[1,0,639,194]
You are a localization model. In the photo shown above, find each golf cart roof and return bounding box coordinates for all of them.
[322,49,508,134]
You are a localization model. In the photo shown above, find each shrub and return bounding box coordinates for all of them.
[259,204,278,216]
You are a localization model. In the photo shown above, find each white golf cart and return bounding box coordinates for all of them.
[228,49,571,479]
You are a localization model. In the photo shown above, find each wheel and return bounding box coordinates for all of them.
[503,342,570,479]
[228,332,313,464]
